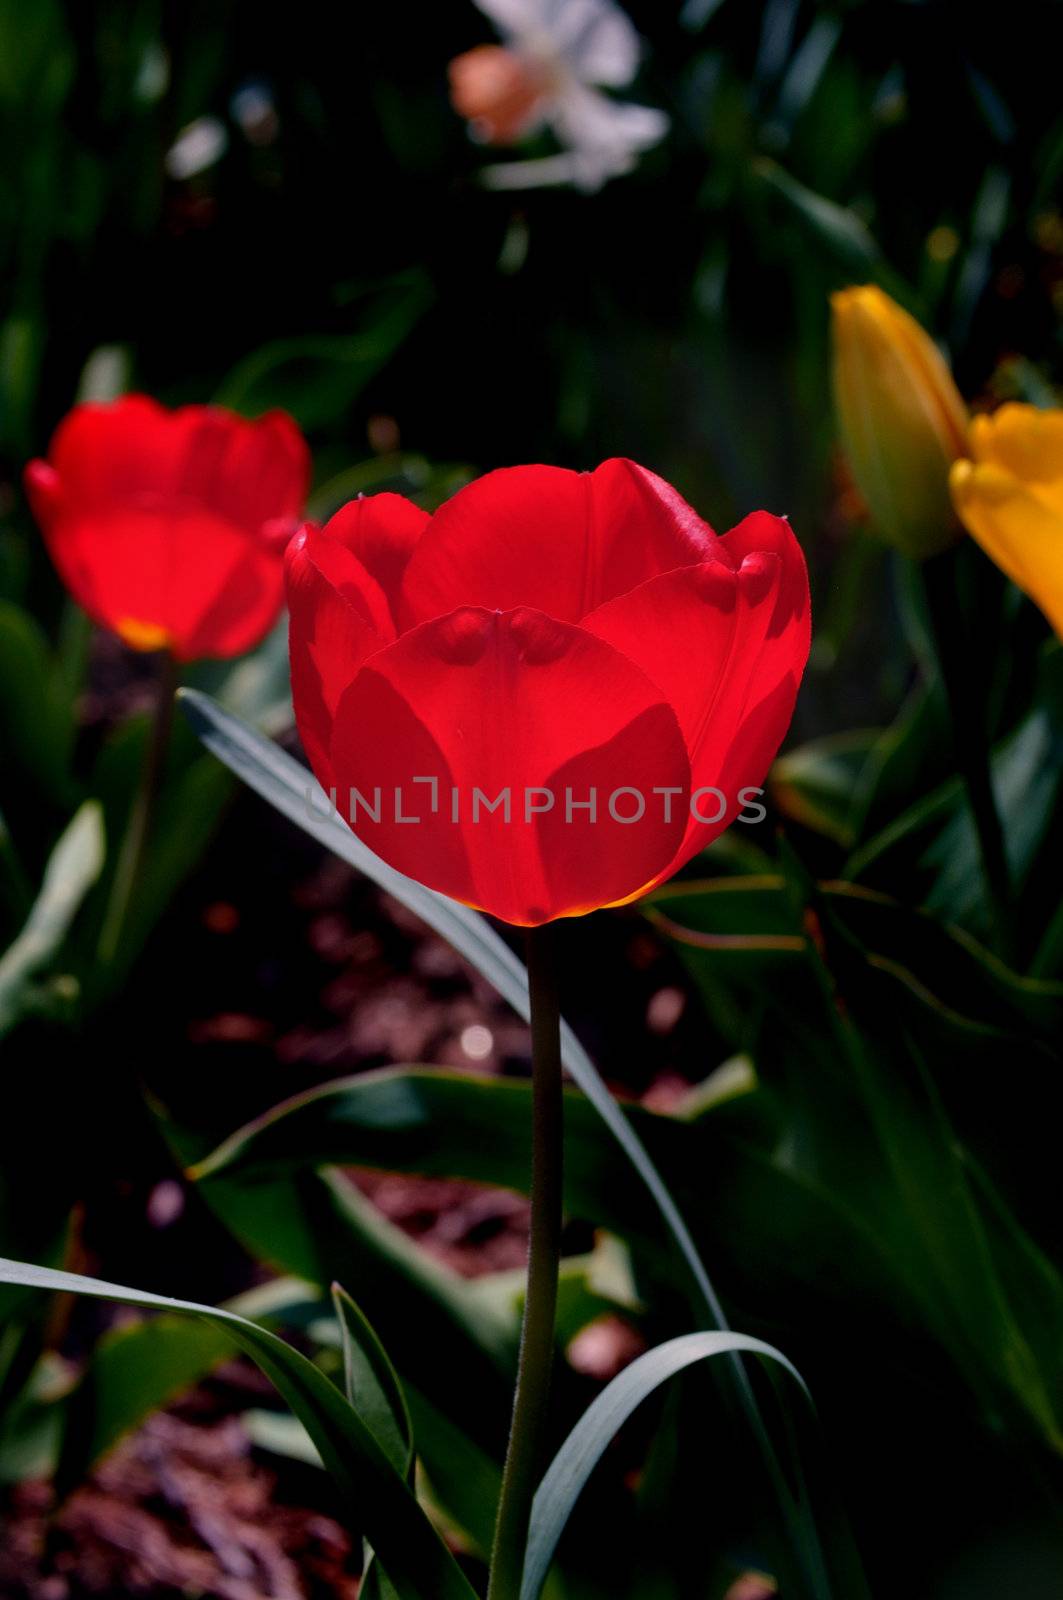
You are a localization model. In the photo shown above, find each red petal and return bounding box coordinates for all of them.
[320,494,430,623]
[35,505,283,660]
[178,544,285,661]
[46,399,309,534]
[399,459,717,628]
[24,461,62,530]
[583,512,810,880]
[285,525,393,792]
[329,606,690,925]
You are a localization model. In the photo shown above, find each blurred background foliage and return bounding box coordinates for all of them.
[4,2,1063,1597]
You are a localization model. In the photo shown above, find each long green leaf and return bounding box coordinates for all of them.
[520,1331,822,1600]
[331,1283,414,1600]
[190,1067,689,1252]
[331,1281,412,1476]
[0,1255,477,1600]
[55,1278,323,1493]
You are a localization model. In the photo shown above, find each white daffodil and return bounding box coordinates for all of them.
[449,0,668,192]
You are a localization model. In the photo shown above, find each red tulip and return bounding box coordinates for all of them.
[25,395,310,661]
[287,460,810,926]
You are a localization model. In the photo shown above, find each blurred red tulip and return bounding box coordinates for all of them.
[25,395,310,661]
[287,461,809,926]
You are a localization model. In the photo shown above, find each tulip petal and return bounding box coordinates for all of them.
[317,494,431,624]
[27,499,281,661]
[329,606,690,925]
[968,403,1063,487]
[285,526,394,792]
[582,511,810,881]
[398,459,716,628]
[46,399,309,533]
[951,460,1063,639]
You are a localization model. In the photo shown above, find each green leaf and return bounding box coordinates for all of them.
[243,1408,324,1466]
[55,1277,324,1493]
[331,1282,412,1477]
[649,874,1063,1045]
[0,802,103,1037]
[251,1313,505,1557]
[181,1158,518,1404]
[0,1255,478,1600]
[750,157,889,285]
[520,1332,827,1600]
[845,641,1063,953]
[771,729,881,847]
[158,1112,521,1548]
[407,1385,502,1556]
[846,680,951,846]
[191,1067,692,1261]
[55,1316,233,1495]
[331,1282,415,1600]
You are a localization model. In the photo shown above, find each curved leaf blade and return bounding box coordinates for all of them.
[520,1332,818,1600]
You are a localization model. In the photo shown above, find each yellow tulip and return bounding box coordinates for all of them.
[831,284,969,559]
[950,404,1063,639]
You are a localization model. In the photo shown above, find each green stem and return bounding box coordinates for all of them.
[921,552,1015,963]
[97,653,179,967]
[488,923,564,1600]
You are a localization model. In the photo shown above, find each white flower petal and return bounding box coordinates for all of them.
[550,80,668,157]
[549,0,642,86]
[472,0,643,87]
[471,0,551,43]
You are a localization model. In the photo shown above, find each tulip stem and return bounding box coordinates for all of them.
[921,553,1016,962]
[488,923,564,1600]
[97,652,180,969]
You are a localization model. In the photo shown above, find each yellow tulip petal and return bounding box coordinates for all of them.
[968,403,1063,484]
[950,459,1063,639]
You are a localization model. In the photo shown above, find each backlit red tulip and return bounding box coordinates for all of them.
[25,395,310,661]
[287,461,810,926]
